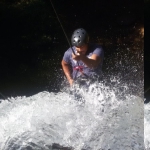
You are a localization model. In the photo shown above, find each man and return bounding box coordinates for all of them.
[61,28,104,86]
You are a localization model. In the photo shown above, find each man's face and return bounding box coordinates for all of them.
[75,44,88,55]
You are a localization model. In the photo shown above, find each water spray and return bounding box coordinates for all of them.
[0,92,6,100]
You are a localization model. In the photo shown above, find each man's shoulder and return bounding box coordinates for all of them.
[65,46,75,54]
[87,43,104,58]
[88,43,103,53]
[63,47,73,58]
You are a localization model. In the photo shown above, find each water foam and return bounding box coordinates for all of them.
[144,103,150,149]
[0,81,145,150]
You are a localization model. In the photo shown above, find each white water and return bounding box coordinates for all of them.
[144,102,150,150]
[0,81,145,150]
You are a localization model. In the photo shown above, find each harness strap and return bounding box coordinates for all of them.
[73,66,83,72]
[73,66,89,78]
[73,66,84,76]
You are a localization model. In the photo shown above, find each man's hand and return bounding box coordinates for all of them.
[72,52,101,69]
[72,52,84,61]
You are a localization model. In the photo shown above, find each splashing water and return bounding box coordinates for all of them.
[0,79,145,150]
[144,103,150,149]
[0,43,145,150]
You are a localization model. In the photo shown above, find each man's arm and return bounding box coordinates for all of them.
[61,60,74,85]
[72,53,102,69]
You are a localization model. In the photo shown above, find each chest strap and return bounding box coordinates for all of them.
[73,66,89,78]
[73,66,83,72]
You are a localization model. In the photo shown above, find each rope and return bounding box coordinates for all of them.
[50,0,75,55]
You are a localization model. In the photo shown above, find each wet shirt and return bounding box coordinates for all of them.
[62,43,104,79]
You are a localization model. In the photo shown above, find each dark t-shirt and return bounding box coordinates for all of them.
[63,43,104,79]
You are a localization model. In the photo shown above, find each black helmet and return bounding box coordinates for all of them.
[71,28,89,47]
